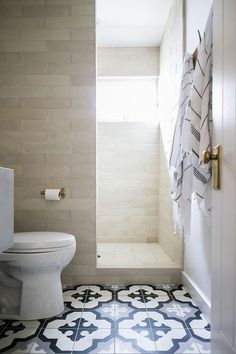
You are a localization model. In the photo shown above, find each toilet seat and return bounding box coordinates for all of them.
[5,231,76,254]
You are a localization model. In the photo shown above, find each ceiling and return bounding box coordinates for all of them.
[96,0,173,47]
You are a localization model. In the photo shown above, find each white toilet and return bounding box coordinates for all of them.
[0,167,76,321]
[0,232,76,320]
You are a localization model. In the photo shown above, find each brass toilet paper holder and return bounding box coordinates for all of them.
[40,187,66,199]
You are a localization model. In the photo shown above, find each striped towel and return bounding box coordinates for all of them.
[182,8,213,216]
[170,7,213,234]
[169,54,194,237]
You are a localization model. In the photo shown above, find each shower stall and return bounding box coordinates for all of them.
[96,0,183,274]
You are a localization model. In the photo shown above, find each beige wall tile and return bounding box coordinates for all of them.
[21,5,70,17]
[46,0,94,4]
[71,50,95,63]
[0,75,22,86]
[98,122,159,244]
[0,1,45,4]
[22,75,71,86]
[21,29,70,41]
[22,119,71,132]
[0,52,20,63]
[47,40,94,52]
[23,142,72,153]
[21,97,71,109]
[0,30,20,40]
[71,29,94,41]
[0,64,46,74]
[0,6,21,17]
[21,164,70,177]
[0,40,47,52]
[47,63,94,75]
[71,4,94,16]
[0,18,44,29]
[22,52,70,64]
[0,131,47,142]
[71,75,95,86]
[0,97,20,108]
[45,16,94,29]
[0,86,46,97]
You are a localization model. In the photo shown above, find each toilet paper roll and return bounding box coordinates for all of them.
[44,189,61,201]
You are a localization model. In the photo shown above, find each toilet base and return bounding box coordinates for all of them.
[20,270,65,320]
[0,245,75,320]
[0,270,65,320]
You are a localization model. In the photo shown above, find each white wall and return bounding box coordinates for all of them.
[183,0,213,310]
[185,0,213,53]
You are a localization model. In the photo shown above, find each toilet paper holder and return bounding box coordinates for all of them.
[40,187,66,199]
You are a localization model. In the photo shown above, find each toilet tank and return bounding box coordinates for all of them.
[0,167,14,253]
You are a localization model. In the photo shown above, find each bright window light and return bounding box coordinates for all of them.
[97,77,159,122]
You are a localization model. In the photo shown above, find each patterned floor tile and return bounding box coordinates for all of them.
[63,285,89,310]
[141,285,172,310]
[3,340,35,354]
[156,337,201,353]
[146,299,200,325]
[148,311,187,330]
[0,327,40,354]
[195,333,211,353]
[5,320,45,330]
[185,312,210,330]
[149,300,190,322]
[188,326,210,343]
[79,310,114,329]
[0,320,9,333]
[152,327,193,353]
[115,327,156,353]
[90,302,116,323]
[141,284,171,297]
[43,310,83,330]
[114,303,138,325]
[169,285,191,300]
[35,328,76,353]
[116,285,146,309]
[116,309,150,329]
[73,328,115,353]
[0,284,211,354]
[83,285,114,309]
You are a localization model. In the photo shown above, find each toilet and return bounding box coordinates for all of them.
[0,167,76,321]
[0,232,76,320]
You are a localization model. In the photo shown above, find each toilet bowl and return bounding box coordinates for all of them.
[0,231,76,320]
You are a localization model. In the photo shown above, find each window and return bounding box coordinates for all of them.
[97,77,158,122]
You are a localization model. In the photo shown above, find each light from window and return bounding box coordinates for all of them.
[97,77,158,122]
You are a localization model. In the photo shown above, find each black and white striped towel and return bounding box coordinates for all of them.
[170,7,213,235]
[182,8,213,216]
[169,54,194,237]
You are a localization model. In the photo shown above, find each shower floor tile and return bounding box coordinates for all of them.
[97,243,179,268]
[0,284,210,353]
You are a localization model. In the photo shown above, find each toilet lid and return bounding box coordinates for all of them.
[7,232,76,253]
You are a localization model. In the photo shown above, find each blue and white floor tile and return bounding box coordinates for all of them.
[0,284,210,353]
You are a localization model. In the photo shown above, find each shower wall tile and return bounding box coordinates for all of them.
[0,0,96,283]
[97,122,159,244]
[157,0,183,266]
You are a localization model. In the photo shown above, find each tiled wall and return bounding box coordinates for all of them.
[0,0,183,283]
[0,0,97,283]
[97,122,159,244]
[157,0,184,265]
[97,47,159,77]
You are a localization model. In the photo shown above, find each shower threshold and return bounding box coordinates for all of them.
[97,243,180,269]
